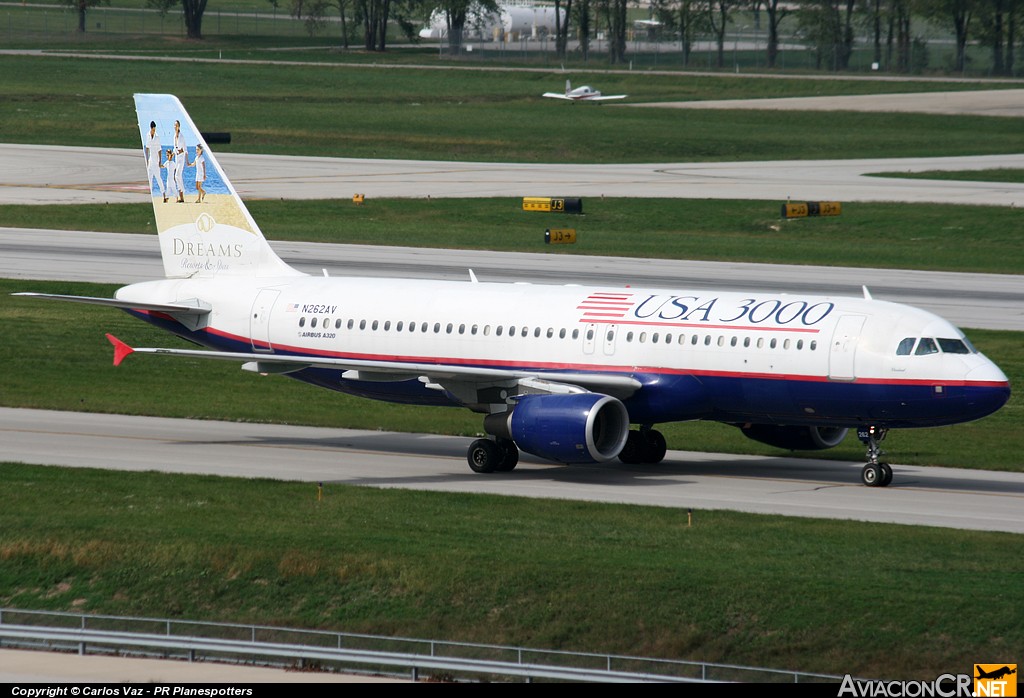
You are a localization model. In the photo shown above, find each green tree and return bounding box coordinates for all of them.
[554,0,573,58]
[707,0,735,68]
[63,0,108,32]
[797,0,856,71]
[149,0,208,39]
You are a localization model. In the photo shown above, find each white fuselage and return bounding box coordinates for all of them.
[117,274,1010,430]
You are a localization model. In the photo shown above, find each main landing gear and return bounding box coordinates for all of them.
[467,437,519,473]
[618,427,667,465]
[858,426,893,487]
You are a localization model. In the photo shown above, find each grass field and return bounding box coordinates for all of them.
[3,279,1020,471]
[2,462,1021,678]
[5,54,1024,164]
[871,168,1024,184]
[4,197,1024,274]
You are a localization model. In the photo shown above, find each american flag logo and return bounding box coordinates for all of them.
[286,303,300,312]
[577,292,634,320]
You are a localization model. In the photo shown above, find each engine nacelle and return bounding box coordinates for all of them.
[487,393,630,464]
[739,424,849,451]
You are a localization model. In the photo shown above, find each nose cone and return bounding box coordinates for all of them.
[965,361,1011,420]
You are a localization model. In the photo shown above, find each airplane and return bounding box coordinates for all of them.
[542,80,627,102]
[976,666,1016,681]
[16,94,1011,487]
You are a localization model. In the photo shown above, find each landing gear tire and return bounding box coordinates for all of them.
[641,429,667,464]
[861,463,882,487]
[858,426,892,487]
[468,439,501,474]
[619,429,667,465]
[494,438,519,472]
[618,431,644,464]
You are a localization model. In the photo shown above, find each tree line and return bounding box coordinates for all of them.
[62,0,1022,75]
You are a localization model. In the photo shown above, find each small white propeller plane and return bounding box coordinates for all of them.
[542,80,627,102]
[17,95,1010,486]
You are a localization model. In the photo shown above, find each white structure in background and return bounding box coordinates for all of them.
[419,1,563,41]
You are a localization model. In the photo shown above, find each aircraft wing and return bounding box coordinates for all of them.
[542,92,573,100]
[106,335,642,399]
[14,293,212,316]
[589,95,627,101]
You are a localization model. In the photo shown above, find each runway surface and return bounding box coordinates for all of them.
[4,227,1023,331]
[5,143,1024,206]
[3,407,1023,534]
[632,88,1024,117]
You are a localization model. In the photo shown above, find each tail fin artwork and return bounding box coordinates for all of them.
[134,94,302,280]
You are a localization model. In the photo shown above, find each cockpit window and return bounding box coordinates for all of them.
[915,338,939,355]
[896,338,915,356]
[937,338,971,354]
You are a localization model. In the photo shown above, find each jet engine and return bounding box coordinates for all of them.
[485,393,630,463]
[739,424,849,451]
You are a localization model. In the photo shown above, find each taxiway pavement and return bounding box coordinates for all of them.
[5,143,1024,206]
[4,227,1022,331]
[3,407,1023,534]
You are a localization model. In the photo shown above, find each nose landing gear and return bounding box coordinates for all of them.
[857,426,893,487]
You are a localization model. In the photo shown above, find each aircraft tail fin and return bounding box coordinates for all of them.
[134,94,302,280]
[566,79,572,94]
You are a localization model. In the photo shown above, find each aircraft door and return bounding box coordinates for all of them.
[828,315,865,381]
[250,289,280,353]
[602,324,618,355]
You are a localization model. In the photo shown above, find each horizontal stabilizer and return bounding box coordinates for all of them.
[106,334,135,367]
[13,293,212,316]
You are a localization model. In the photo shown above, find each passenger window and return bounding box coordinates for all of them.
[586,329,594,340]
[559,328,566,339]
[730,337,737,347]
[639,332,647,343]
[896,338,915,356]
[372,320,379,331]
[652,332,660,343]
[915,338,939,355]
[383,321,391,331]
[311,318,318,328]
[810,341,817,351]
[572,329,579,340]
[770,338,777,349]
[743,337,751,348]
[335,319,342,329]
[496,326,503,337]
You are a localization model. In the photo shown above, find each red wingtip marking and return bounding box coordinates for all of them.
[106,333,134,367]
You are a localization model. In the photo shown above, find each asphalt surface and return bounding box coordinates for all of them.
[3,407,1023,534]
[4,227,1023,331]
[5,143,1024,205]
[631,88,1024,117]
